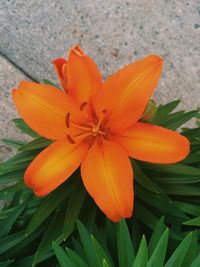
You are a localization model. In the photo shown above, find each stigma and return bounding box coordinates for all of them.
[92,125,99,134]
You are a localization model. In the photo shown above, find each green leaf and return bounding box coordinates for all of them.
[190,254,200,267]
[71,237,86,260]
[19,137,52,151]
[0,180,25,199]
[162,110,199,130]
[102,259,112,267]
[153,174,200,184]
[132,236,148,267]
[66,248,90,267]
[63,181,86,240]
[182,127,200,139]
[153,111,184,125]
[139,162,200,176]
[183,216,200,226]
[0,169,24,184]
[148,217,166,256]
[182,153,200,164]
[154,110,198,130]
[117,219,135,267]
[13,118,39,138]
[0,161,30,175]
[0,232,25,255]
[0,260,14,267]
[155,100,180,117]
[43,79,60,88]
[1,138,26,149]
[1,226,44,260]
[52,242,75,267]
[0,202,26,238]
[26,181,73,235]
[91,235,114,267]
[4,150,38,164]
[135,185,187,219]
[32,208,66,266]
[147,228,169,267]
[181,231,198,267]
[132,160,167,198]
[173,201,200,217]
[159,184,200,196]
[164,232,193,267]
[134,202,159,230]
[77,220,100,267]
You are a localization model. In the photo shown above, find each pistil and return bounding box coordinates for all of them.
[65,111,107,145]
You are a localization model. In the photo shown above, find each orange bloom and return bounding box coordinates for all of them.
[12,45,190,222]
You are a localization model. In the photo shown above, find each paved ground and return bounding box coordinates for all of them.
[0,0,200,161]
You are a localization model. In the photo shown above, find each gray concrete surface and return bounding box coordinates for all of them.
[0,56,30,161]
[0,0,200,161]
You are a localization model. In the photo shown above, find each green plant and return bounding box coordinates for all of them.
[53,218,200,267]
[0,96,199,266]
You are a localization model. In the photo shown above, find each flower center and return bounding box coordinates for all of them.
[92,125,99,134]
[65,111,108,145]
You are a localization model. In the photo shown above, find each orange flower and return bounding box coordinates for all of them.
[12,45,190,222]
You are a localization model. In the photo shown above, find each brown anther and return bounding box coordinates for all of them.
[67,134,76,144]
[102,109,107,114]
[80,102,87,111]
[65,113,70,128]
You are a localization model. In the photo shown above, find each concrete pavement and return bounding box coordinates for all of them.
[0,0,199,160]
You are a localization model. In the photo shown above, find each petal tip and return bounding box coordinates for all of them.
[19,80,33,90]
[148,54,163,67]
[12,88,17,95]
[70,45,85,57]
[181,135,190,159]
[24,169,33,188]
[52,58,67,65]
[33,189,47,197]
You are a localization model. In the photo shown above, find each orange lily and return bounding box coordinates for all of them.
[12,45,190,222]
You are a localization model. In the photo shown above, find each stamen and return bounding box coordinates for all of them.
[98,130,106,135]
[80,102,87,111]
[67,134,76,144]
[65,113,70,128]
[73,131,92,139]
[97,114,104,128]
[71,122,92,131]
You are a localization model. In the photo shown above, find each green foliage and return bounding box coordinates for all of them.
[53,219,200,267]
[0,99,200,266]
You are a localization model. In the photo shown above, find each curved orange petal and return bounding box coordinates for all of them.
[25,140,88,196]
[12,81,83,140]
[94,55,163,130]
[115,122,190,164]
[81,139,133,222]
[67,45,102,105]
[52,58,67,90]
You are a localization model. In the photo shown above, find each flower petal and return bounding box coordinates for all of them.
[25,140,88,196]
[12,81,83,140]
[81,139,133,222]
[94,55,163,130]
[52,58,67,90]
[67,45,102,105]
[115,122,190,164]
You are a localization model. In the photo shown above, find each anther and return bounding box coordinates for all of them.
[67,135,76,144]
[65,113,70,128]
[80,102,87,111]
